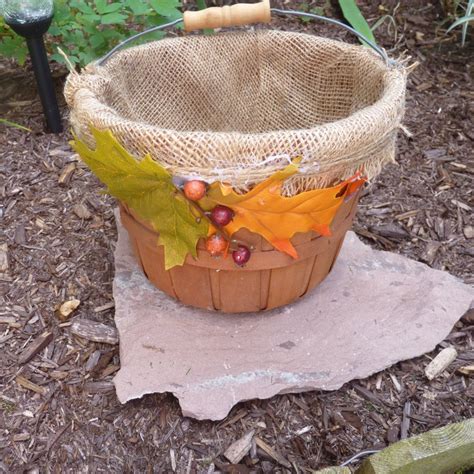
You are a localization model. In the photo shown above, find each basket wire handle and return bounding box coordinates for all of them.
[97,2,390,66]
[98,18,183,66]
[271,8,390,65]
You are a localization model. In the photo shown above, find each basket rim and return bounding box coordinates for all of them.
[66,30,406,138]
[65,30,407,190]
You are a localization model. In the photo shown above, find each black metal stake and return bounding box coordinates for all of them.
[25,35,63,133]
[7,16,63,133]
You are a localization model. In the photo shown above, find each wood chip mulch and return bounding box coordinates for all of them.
[0,1,472,472]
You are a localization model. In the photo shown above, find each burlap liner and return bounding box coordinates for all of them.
[65,29,406,194]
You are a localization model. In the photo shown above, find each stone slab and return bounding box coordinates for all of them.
[112,215,473,420]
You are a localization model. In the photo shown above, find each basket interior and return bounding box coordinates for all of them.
[100,30,388,134]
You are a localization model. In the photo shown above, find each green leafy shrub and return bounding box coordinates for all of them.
[0,15,28,64]
[0,0,182,67]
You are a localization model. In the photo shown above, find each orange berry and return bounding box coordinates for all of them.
[183,180,206,201]
[206,234,227,256]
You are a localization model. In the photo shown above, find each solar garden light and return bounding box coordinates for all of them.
[1,0,63,133]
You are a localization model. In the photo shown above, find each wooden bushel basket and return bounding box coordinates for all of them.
[65,1,406,314]
[120,191,359,313]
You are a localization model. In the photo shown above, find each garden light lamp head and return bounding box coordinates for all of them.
[2,0,53,35]
[1,0,62,133]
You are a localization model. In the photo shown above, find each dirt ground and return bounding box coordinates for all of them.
[1,1,473,472]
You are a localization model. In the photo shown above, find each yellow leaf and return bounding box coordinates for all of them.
[200,164,365,258]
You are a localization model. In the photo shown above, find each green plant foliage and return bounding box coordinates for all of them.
[299,2,330,23]
[338,0,377,46]
[0,16,28,64]
[447,0,473,45]
[0,118,32,131]
[0,0,183,67]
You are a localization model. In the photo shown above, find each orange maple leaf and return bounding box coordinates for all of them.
[200,163,365,259]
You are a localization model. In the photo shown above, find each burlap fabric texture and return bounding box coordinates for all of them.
[65,29,407,194]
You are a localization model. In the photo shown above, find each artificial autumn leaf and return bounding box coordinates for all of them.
[200,163,365,259]
[71,127,209,269]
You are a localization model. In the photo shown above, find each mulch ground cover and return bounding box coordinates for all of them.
[1,1,473,472]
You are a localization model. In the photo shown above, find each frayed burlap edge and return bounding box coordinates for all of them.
[65,30,407,194]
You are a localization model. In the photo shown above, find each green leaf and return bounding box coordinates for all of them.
[90,33,106,48]
[82,22,100,35]
[48,25,62,35]
[100,29,123,41]
[78,50,97,65]
[447,10,473,46]
[71,128,209,269]
[69,30,86,43]
[338,0,377,46]
[146,30,166,41]
[100,12,128,25]
[0,35,28,64]
[52,1,71,22]
[146,14,172,26]
[134,29,166,42]
[78,12,101,24]
[96,0,122,15]
[125,0,150,15]
[150,0,182,20]
[462,0,474,46]
[370,14,396,33]
[447,14,474,31]
[51,52,80,65]
[95,0,108,14]
[0,118,31,132]
[300,4,324,23]
[70,0,95,15]
[103,3,123,14]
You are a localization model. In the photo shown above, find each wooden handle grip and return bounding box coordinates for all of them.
[183,0,271,32]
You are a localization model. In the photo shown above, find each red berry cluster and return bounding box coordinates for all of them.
[183,179,251,266]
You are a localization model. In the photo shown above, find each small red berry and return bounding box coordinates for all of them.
[211,205,234,226]
[232,245,251,266]
[183,180,206,201]
[206,234,227,256]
